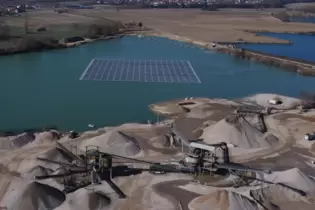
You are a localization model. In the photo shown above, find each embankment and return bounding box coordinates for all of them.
[146,31,315,77]
[60,34,124,48]
[0,37,66,56]
[0,23,145,56]
[0,34,125,56]
[0,126,58,137]
[244,29,315,36]
[217,46,315,77]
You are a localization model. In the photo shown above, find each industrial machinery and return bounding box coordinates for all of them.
[305,132,315,141]
[188,142,233,161]
[35,138,271,199]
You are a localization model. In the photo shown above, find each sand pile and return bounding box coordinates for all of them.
[186,105,214,119]
[11,132,36,148]
[6,181,65,210]
[201,115,279,149]
[189,189,259,210]
[22,165,53,180]
[243,93,301,109]
[256,168,315,195]
[150,103,188,116]
[80,130,141,157]
[37,148,75,170]
[60,188,111,210]
[32,131,61,145]
[243,114,266,133]
[40,147,74,162]
[250,184,311,210]
[0,137,13,149]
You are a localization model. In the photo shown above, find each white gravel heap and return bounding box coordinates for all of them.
[6,181,65,210]
[79,130,141,157]
[256,168,315,195]
[189,189,259,210]
[201,115,279,149]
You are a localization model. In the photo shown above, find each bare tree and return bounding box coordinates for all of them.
[24,12,29,34]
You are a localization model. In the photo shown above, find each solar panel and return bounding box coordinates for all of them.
[79,59,201,84]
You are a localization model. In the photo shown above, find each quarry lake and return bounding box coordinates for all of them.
[238,32,315,63]
[1,35,315,132]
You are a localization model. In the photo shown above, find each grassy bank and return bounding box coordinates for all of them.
[0,9,143,55]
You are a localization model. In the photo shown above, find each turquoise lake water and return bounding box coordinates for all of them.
[238,32,315,63]
[1,35,315,132]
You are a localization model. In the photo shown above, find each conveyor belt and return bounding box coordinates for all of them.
[100,152,160,165]
[100,152,194,172]
[35,169,90,179]
[63,182,92,194]
[105,179,126,198]
[37,157,85,169]
[56,142,84,165]
[217,163,271,174]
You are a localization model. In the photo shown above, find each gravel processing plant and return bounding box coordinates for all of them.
[1,93,315,210]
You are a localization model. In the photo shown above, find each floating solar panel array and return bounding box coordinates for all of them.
[79,59,201,84]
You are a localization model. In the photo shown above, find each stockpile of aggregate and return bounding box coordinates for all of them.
[256,168,315,195]
[6,181,65,210]
[79,130,141,157]
[201,114,279,149]
[189,189,259,210]
[63,188,112,210]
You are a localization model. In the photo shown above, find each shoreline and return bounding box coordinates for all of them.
[0,93,301,137]
[243,29,315,36]
[0,33,126,56]
[2,26,315,77]
[0,24,147,56]
[218,47,315,76]
[60,34,125,47]
[139,30,315,77]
